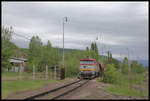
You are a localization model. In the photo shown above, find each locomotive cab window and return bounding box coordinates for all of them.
[80,61,88,64]
[80,61,94,64]
[88,61,94,64]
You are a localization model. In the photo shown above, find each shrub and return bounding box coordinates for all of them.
[103,64,119,84]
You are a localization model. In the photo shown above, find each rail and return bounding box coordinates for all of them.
[24,79,87,100]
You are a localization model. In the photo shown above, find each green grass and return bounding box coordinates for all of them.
[104,72,148,97]
[115,73,145,86]
[2,71,55,80]
[105,85,148,97]
[2,79,58,99]
[2,71,31,80]
[1,71,59,99]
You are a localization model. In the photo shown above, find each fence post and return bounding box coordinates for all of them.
[33,64,35,80]
[54,65,57,80]
[19,63,22,80]
[46,65,48,80]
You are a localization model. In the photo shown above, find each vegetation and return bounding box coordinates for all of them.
[121,57,130,74]
[101,53,148,97]
[2,79,57,99]
[131,60,146,74]
[103,64,120,84]
[105,73,148,97]
[2,26,19,72]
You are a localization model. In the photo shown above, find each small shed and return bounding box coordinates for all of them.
[9,57,27,72]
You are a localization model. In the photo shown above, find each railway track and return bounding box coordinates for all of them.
[24,79,89,100]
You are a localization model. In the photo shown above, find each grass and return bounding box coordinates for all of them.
[104,72,148,97]
[1,71,59,99]
[2,79,58,99]
[105,85,148,97]
[115,72,145,86]
[2,71,54,80]
[2,71,32,80]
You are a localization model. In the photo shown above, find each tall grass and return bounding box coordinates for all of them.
[104,72,148,97]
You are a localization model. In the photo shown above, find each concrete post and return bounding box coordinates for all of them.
[46,65,48,80]
[19,63,22,80]
[33,64,35,80]
[54,65,57,80]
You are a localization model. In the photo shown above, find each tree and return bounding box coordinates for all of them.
[47,40,52,49]
[130,60,138,73]
[2,26,13,42]
[90,42,95,51]
[94,42,98,55]
[2,26,17,71]
[86,47,89,52]
[121,57,130,74]
[107,51,112,64]
[89,42,99,61]
[28,36,43,71]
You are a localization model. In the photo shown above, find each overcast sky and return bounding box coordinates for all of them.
[2,2,148,60]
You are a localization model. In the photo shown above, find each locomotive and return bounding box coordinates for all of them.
[78,58,104,79]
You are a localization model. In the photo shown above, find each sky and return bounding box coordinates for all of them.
[2,2,149,61]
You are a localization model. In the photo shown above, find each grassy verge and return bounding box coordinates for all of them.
[2,79,58,99]
[104,72,148,97]
[2,71,58,99]
[105,85,148,97]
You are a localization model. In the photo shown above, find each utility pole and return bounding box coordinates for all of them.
[61,17,67,80]
[120,53,122,62]
[107,51,110,64]
[126,48,129,61]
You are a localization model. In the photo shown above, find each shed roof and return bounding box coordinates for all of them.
[9,57,27,63]
[10,59,24,63]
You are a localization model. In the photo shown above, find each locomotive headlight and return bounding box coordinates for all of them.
[92,71,95,74]
[83,66,86,68]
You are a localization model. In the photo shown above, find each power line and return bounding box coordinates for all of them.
[12,32,31,41]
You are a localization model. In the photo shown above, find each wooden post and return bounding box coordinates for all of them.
[54,65,57,80]
[33,64,35,80]
[46,65,48,80]
[19,63,22,80]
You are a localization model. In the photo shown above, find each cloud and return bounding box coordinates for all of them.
[2,2,148,60]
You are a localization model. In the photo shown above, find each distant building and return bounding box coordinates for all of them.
[9,57,27,72]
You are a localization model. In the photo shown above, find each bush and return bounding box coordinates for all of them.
[103,64,119,84]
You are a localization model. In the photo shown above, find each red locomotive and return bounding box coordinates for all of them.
[78,58,104,79]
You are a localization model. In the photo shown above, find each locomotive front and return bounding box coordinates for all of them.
[79,58,97,79]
